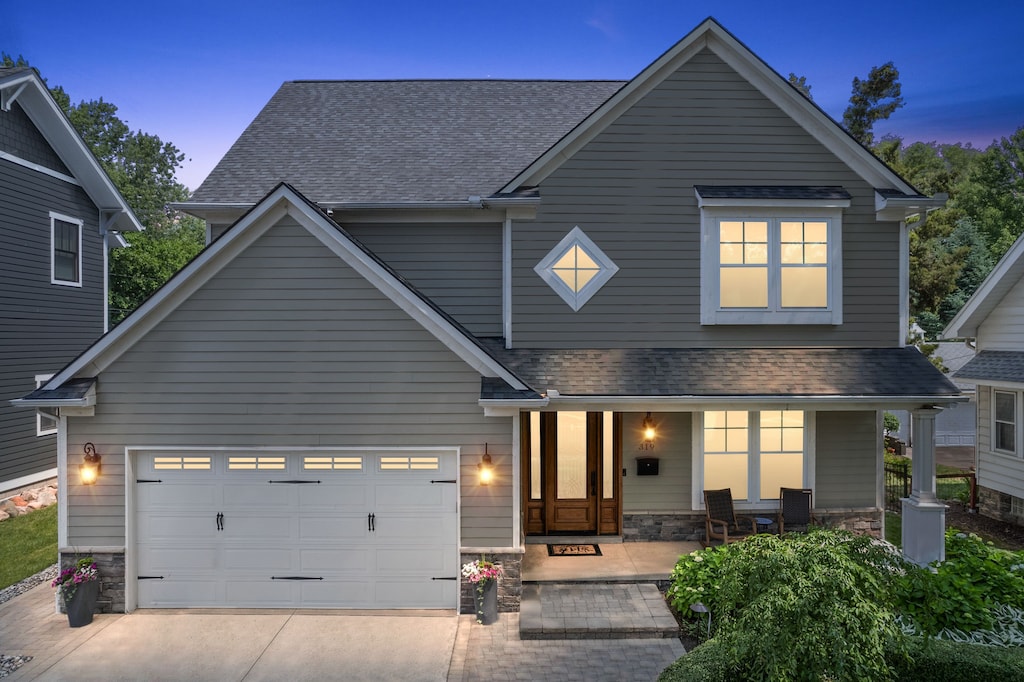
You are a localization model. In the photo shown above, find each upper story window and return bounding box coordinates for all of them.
[535,226,618,311]
[50,212,83,287]
[696,187,849,325]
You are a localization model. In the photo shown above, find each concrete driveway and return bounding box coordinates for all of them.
[3,584,457,681]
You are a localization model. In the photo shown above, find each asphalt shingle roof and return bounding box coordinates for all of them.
[191,80,625,204]
[17,377,95,402]
[483,346,959,398]
[694,186,852,201]
[955,350,1024,384]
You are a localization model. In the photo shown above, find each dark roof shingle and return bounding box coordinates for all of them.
[694,186,852,201]
[191,80,624,204]
[955,350,1024,384]
[484,346,959,398]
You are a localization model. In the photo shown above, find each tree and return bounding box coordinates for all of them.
[843,61,905,147]
[3,52,204,324]
[955,126,1024,259]
[787,73,812,99]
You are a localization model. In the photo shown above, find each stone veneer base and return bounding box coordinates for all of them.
[977,486,1024,526]
[621,509,883,542]
[459,551,522,615]
[58,551,125,614]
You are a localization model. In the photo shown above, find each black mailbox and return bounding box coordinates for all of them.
[636,457,659,476]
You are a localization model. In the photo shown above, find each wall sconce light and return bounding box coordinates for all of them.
[478,445,494,486]
[80,442,101,485]
[642,412,656,442]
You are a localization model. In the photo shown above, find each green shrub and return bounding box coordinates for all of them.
[894,530,1024,634]
[658,637,739,682]
[891,637,1024,681]
[712,531,906,681]
[667,543,732,626]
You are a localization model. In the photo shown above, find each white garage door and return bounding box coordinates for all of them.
[134,449,458,609]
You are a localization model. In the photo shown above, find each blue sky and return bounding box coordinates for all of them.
[3,1,1022,191]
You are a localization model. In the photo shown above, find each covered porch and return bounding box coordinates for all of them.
[522,538,700,582]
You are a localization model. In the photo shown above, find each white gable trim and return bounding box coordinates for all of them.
[0,70,142,233]
[0,150,80,185]
[501,18,915,196]
[44,184,527,392]
[944,233,1024,339]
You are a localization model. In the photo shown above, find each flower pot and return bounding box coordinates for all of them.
[65,580,99,627]
[473,579,498,625]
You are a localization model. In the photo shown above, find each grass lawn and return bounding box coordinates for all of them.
[0,504,57,590]
[885,511,901,547]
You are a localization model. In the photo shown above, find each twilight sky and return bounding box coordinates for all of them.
[3,1,1021,191]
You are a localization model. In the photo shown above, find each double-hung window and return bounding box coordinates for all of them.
[34,374,57,436]
[50,212,83,286]
[697,410,811,507]
[994,389,1018,456]
[697,187,848,325]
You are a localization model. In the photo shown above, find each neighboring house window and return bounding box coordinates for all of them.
[35,374,57,436]
[51,212,83,286]
[535,226,618,311]
[994,389,1017,455]
[700,208,843,325]
[698,410,808,505]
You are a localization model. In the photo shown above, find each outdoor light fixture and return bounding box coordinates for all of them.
[80,442,101,485]
[478,445,494,486]
[642,412,656,442]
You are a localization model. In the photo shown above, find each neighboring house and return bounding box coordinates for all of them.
[15,18,959,614]
[0,67,141,496]
[944,233,1024,525]
[893,341,976,447]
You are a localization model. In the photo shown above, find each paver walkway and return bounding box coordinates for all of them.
[520,583,678,639]
[450,612,685,682]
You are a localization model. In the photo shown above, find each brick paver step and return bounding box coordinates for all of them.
[519,582,679,640]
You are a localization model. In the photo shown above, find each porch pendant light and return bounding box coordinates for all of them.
[80,442,102,485]
[642,413,656,442]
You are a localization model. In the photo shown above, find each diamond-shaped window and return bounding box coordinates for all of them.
[534,226,618,311]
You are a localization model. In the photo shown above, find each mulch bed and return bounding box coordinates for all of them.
[944,501,1024,551]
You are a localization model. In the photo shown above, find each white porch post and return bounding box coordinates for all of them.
[901,407,945,566]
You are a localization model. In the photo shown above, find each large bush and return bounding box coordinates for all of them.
[669,530,906,681]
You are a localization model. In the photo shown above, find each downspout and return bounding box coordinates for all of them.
[899,219,909,346]
[503,214,512,348]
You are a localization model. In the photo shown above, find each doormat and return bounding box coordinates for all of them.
[547,544,602,556]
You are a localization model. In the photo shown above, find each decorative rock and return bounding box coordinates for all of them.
[0,482,58,523]
[10,496,27,507]
[0,510,8,521]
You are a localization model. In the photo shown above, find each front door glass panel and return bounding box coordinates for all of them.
[556,412,588,499]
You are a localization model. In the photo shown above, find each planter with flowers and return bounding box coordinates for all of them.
[462,556,502,624]
[52,557,100,627]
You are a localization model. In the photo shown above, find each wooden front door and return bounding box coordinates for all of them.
[523,411,621,536]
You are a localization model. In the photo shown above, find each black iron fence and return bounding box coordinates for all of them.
[885,457,977,513]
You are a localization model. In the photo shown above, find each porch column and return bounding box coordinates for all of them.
[901,407,945,566]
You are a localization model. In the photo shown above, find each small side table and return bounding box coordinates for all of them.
[755,516,776,534]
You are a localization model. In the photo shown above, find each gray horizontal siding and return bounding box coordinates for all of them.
[0,150,104,486]
[974,385,1024,497]
[622,411,692,512]
[67,217,512,547]
[978,277,1024,350]
[512,47,899,348]
[344,222,502,337]
[815,411,879,508]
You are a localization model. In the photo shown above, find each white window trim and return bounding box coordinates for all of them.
[34,373,57,436]
[691,410,816,510]
[700,207,843,325]
[50,211,83,287]
[992,388,1020,457]
[534,226,619,311]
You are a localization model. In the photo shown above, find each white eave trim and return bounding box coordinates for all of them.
[536,394,966,410]
[944,232,1024,339]
[875,192,948,221]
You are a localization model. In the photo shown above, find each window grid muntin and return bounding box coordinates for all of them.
[228,456,286,470]
[154,456,213,471]
[379,455,440,471]
[303,456,363,470]
[534,226,619,311]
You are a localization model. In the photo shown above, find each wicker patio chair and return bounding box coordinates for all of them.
[777,487,818,534]
[703,488,757,545]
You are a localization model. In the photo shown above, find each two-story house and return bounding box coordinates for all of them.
[1,67,141,496]
[16,18,959,615]
[944,233,1024,526]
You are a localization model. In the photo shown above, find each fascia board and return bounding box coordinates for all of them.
[537,394,966,412]
[943,234,1024,338]
[44,198,290,389]
[8,74,143,233]
[696,196,851,209]
[281,194,530,390]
